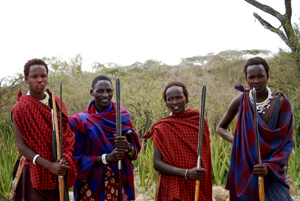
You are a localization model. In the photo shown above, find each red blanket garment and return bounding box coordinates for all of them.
[143,108,212,201]
[12,89,77,191]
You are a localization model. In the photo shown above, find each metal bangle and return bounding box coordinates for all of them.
[33,154,40,165]
[185,169,189,179]
[102,154,108,165]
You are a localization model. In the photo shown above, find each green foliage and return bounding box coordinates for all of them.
[287,110,300,190]
[211,134,231,186]
[0,122,18,199]
[0,50,300,195]
[133,140,157,190]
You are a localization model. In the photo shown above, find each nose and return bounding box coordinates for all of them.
[172,99,178,104]
[37,77,42,82]
[102,92,108,97]
[254,77,260,83]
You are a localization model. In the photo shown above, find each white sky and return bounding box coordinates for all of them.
[0,0,299,78]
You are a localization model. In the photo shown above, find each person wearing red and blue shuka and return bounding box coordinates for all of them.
[217,57,293,201]
[69,75,141,201]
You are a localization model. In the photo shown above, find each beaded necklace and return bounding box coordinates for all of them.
[249,87,273,114]
[26,91,49,106]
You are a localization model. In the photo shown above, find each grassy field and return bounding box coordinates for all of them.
[0,50,299,199]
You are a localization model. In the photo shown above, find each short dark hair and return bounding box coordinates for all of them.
[244,57,269,76]
[163,81,189,103]
[24,59,48,77]
[92,75,112,89]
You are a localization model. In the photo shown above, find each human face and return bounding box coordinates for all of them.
[246,64,268,94]
[90,80,114,112]
[25,65,48,100]
[165,86,187,114]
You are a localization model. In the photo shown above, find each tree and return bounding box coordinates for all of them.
[244,0,300,66]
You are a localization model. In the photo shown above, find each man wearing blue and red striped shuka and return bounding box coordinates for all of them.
[217,57,293,200]
[69,75,141,201]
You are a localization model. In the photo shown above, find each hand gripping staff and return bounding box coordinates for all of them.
[51,80,65,201]
[116,77,123,201]
[252,88,265,201]
[194,84,206,201]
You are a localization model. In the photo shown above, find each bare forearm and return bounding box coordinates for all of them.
[216,127,233,143]
[154,159,186,177]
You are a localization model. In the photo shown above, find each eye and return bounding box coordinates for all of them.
[107,89,113,93]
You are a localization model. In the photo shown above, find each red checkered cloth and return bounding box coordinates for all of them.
[12,89,77,191]
[143,108,212,201]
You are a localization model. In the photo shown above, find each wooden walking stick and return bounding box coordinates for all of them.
[194,84,206,201]
[252,88,265,201]
[52,83,64,201]
[116,77,122,201]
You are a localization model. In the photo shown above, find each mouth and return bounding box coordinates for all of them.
[100,99,110,103]
[36,85,44,89]
[253,86,261,90]
[172,105,180,110]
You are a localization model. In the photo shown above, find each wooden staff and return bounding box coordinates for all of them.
[52,89,64,201]
[252,87,265,201]
[194,84,206,201]
[116,77,122,201]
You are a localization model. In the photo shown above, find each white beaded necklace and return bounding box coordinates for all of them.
[26,91,49,106]
[249,87,273,114]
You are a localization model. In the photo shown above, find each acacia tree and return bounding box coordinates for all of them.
[244,0,300,66]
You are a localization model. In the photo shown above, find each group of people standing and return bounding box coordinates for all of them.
[10,57,293,201]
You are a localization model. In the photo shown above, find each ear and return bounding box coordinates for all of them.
[90,89,94,96]
[267,73,269,80]
[25,76,28,83]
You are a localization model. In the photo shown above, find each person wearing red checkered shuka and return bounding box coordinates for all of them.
[11,59,77,201]
[143,81,212,201]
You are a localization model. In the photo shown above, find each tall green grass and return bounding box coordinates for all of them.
[287,111,300,190]
[211,134,231,186]
[133,140,158,190]
[0,122,18,199]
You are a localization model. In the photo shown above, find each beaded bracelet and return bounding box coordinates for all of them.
[126,143,135,156]
[129,145,135,155]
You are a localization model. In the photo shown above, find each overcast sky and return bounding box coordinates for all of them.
[0,0,299,78]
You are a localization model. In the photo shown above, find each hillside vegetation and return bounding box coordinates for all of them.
[0,50,299,199]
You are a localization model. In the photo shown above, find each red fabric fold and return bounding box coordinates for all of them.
[144,108,212,201]
[12,89,77,191]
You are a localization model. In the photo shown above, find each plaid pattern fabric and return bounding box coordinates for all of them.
[226,85,294,201]
[143,108,212,201]
[12,89,77,191]
[69,99,141,201]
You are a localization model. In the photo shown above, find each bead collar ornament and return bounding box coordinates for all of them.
[26,91,49,106]
[249,87,273,114]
